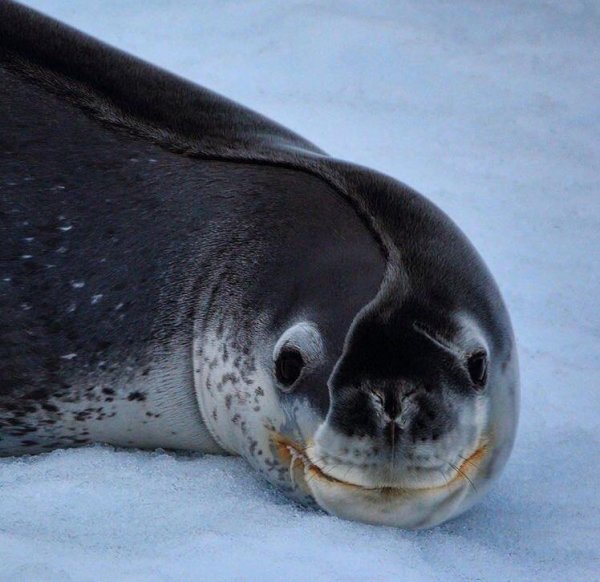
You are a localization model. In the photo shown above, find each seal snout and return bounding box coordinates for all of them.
[326,381,453,463]
[368,387,424,447]
[270,426,489,530]
[305,369,488,493]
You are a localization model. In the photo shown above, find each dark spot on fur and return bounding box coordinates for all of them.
[127,391,146,402]
[222,373,239,385]
[11,427,36,435]
[25,389,47,400]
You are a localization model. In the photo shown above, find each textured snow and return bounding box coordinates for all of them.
[2,1,599,580]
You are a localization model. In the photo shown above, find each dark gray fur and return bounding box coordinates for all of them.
[0,1,386,454]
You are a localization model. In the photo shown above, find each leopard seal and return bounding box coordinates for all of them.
[0,0,519,529]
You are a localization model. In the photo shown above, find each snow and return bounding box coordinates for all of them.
[2,1,599,579]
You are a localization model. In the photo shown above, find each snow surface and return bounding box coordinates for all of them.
[2,1,599,580]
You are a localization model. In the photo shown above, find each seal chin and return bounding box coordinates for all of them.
[273,433,488,529]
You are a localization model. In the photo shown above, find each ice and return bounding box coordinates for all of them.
[1,1,598,580]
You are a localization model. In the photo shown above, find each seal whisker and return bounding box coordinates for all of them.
[304,457,347,487]
[412,322,464,357]
[438,468,450,488]
[448,461,477,493]
[457,453,481,472]
[286,445,301,489]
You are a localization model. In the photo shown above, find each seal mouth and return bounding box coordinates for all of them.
[272,432,488,496]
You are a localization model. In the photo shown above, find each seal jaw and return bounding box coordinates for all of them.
[273,432,489,529]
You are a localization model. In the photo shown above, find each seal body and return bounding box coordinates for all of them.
[0,0,518,529]
[0,56,383,455]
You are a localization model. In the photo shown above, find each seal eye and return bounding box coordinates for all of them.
[275,348,305,388]
[467,351,488,388]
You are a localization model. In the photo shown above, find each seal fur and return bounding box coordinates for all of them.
[0,0,519,529]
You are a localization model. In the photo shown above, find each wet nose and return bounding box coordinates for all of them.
[375,389,406,446]
[328,383,415,441]
[377,387,424,444]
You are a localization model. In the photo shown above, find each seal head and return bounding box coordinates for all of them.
[195,168,519,529]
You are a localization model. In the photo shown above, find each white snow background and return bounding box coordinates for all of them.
[1,1,599,580]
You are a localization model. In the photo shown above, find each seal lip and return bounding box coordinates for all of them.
[272,432,487,495]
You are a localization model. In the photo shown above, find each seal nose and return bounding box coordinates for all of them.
[377,389,406,446]
[384,389,401,418]
[372,386,426,448]
[327,380,420,443]
[383,417,401,446]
